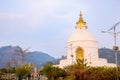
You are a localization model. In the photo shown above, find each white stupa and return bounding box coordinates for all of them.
[56,12,116,68]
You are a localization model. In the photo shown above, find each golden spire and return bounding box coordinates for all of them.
[76,11,86,26]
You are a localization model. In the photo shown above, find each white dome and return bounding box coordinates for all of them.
[67,29,97,43]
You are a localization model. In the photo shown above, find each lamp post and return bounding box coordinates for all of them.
[70,44,74,64]
[101,22,120,80]
[67,43,74,64]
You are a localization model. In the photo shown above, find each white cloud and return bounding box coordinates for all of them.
[0,0,63,28]
[0,0,88,30]
[20,0,62,27]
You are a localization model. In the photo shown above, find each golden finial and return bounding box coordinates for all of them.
[80,11,82,17]
[76,11,86,26]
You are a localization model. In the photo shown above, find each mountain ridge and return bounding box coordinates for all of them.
[0,45,120,68]
[0,45,56,68]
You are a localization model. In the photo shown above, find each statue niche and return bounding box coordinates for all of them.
[75,46,84,60]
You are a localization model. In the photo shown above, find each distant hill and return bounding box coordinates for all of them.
[26,51,58,68]
[0,45,57,68]
[99,48,120,64]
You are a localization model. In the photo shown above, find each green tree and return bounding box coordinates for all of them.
[16,63,34,79]
[41,63,66,80]
[9,67,16,73]
[42,63,54,80]
[64,59,89,80]
[0,68,8,75]
[85,67,119,80]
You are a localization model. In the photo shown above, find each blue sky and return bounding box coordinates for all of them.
[0,0,120,58]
